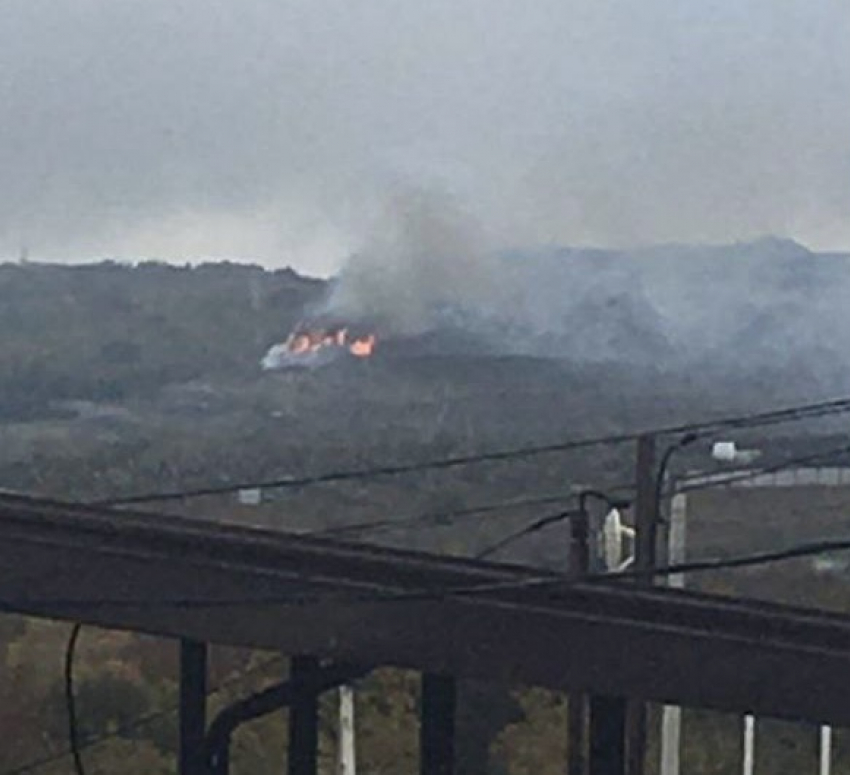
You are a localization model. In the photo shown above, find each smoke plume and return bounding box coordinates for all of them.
[309,185,850,399]
[322,188,504,335]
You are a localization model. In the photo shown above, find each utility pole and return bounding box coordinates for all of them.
[568,510,590,775]
[337,685,357,775]
[742,715,755,775]
[633,435,658,576]
[627,434,657,775]
[820,725,833,775]
[576,488,633,775]
[659,493,687,775]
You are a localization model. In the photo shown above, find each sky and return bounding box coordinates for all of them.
[1,0,847,274]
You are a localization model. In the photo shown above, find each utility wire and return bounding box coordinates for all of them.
[64,624,85,775]
[309,490,613,538]
[92,433,640,506]
[678,443,850,495]
[7,439,850,612]
[10,402,850,773]
[3,441,850,613]
[619,538,850,581]
[316,443,850,544]
[93,396,850,506]
[475,509,585,560]
[456,445,850,560]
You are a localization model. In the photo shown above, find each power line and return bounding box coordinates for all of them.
[454,446,850,562]
[313,444,850,546]
[93,396,850,506]
[6,438,850,614]
[472,445,850,565]
[5,440,850,614]
[64,624,85,775]
[625,538,850,581]
[309,490,606,538]
[475,508,585,560]
[91,434,639,507]
[678,443,850,496]
[693,498,850,531]
[11,401,850,772]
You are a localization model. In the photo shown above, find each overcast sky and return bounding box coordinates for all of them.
[1,0,847,273]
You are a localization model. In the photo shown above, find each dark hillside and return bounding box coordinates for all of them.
[0,261,322,418]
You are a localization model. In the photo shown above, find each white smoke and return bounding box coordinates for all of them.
[322,187,503,335]
[261,342,341,370]
[282,181,850,398]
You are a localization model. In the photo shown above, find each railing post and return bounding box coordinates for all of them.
[288,656,320,775]
[420,673,456,775]
[180,639,208,775]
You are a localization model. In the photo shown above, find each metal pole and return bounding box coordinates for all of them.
[337,685,357,775]
[420,673,456,775]
[660,493,687,775]
[626,435,657,775]
[582,474,651,775]
[215,743,230,775]
[568,696,586,775]
[633,434,658,576]
[568,511,591,775]
[820,725,832,775]
[289,656,320,775]
[742,715,755,775]
[179,639,208,775]
[589,696,627,775]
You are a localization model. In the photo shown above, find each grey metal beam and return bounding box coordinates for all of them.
[4,495,850,725]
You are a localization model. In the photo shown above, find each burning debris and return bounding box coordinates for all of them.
[261,326,377,370]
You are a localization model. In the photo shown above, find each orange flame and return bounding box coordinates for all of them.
[283,326,377,359]
[349,334,377,357]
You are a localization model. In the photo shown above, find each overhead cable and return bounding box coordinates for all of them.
[95,395,850,506]
[309,490,611,538]
[64,624,86,775]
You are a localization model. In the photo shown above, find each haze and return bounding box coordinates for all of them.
[1,0,847,273]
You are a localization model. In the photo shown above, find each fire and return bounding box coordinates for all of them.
[261,323,378,370]
[349,333,377,357]
[283,327,377,359]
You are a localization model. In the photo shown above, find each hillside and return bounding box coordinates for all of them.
[1,243,849,557]
[0,260,323,418]
[4,238,850,421]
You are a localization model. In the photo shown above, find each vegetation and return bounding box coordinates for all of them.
[2,260,849,773]
[0,261,322,419]
[4,613,850,774]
